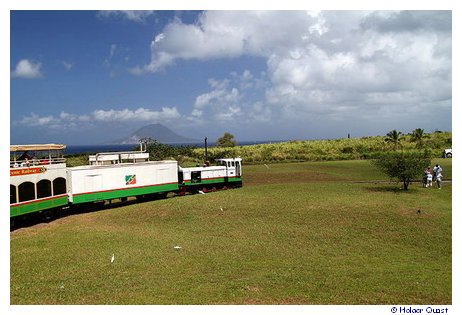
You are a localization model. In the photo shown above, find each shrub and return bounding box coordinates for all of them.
[371,150,431,190]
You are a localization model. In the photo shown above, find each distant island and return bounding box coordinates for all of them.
[113,123,199,144]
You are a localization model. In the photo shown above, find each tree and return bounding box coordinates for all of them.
[139,137,196,161]
[372,150,431,190]
[216,132,237,147]
[410,128,426,148]
[384,130,403,150]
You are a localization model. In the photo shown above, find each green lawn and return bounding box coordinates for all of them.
[10,159,452,304]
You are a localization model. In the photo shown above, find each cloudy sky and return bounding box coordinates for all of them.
[10,10,452,144]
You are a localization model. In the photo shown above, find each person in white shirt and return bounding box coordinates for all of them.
[436,172,443,189]
[433,164,442,182]
[426,171,433,188]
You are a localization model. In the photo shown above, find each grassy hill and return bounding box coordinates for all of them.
[10,158,452,304]
[194,131,452,164]
[65,131,452,167]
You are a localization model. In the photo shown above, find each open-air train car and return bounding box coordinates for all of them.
[10,144,68,217]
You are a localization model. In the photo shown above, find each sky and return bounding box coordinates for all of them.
[10,10,452,145]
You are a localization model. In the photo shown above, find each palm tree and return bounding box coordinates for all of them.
[385,130,403,150]
[410,128,426,148]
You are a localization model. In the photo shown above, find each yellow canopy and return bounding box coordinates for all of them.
[10,144,66,152]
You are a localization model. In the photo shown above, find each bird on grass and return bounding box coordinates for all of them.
[111,253,115,263]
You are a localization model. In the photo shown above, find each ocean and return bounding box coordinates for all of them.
[65,140,286,155]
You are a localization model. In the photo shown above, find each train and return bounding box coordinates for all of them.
[10,143,243,219]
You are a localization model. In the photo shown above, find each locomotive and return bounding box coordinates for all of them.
[10,143,242,219]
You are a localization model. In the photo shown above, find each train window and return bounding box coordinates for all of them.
[37,179,52,199]
[232,161,235,167]
[191,171,201,184]
[10,185,17,204]
[53,177,67,195]
[18,182,35,202]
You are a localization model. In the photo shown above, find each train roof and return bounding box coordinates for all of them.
[216,157,242,162]
[180,165,226,172]
[10,144,66,152]
[69,160,178,171]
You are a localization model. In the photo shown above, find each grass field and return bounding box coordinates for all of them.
[10,159,452,304]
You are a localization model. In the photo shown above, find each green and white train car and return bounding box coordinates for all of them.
[67,160,179,205]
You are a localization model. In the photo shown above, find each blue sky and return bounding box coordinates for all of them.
[10,10,452,145]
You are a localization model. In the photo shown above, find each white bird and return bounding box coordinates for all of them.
[198,190,205,194]
[220,207,224,212]
[174,246,182,250]
[111,253,115,263]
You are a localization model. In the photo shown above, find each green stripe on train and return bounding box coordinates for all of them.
[183,177,242,186]
[183,178,225,186]
[10,195,69,217]
[228,177,242,183]
[71,183,179,204]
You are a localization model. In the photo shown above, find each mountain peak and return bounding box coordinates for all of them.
[113,124,199,144]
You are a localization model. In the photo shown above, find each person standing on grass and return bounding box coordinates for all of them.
[433,164,442,182]
[426,167,433,187]
[436,172,443,189]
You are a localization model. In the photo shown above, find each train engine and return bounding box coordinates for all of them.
[178,158,242,194]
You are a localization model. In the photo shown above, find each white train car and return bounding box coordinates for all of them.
[67,160,179,204]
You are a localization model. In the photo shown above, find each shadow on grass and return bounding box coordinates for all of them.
[10,195,168,232]
[364,185,421,194]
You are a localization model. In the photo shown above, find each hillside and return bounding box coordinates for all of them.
[192,131,452,163]
[113,124,199,144]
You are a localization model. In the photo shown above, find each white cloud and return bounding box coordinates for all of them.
[134,11,323,74]
[16,107,181,129]
[61,61,74,71]
[18,113,58,127]
[92,107,180,122]
[132,11,452,122]
[190,70,272,124]
[192,79,241,121]
[97,11,155,23]
[130,10,450,136]
[11,59,43,79]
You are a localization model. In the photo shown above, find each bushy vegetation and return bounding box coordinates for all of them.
[191,131,451,164]
[142,138,197,165]
[64,131,451,167]
[216,132,237,147]
[372,150,432,190]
